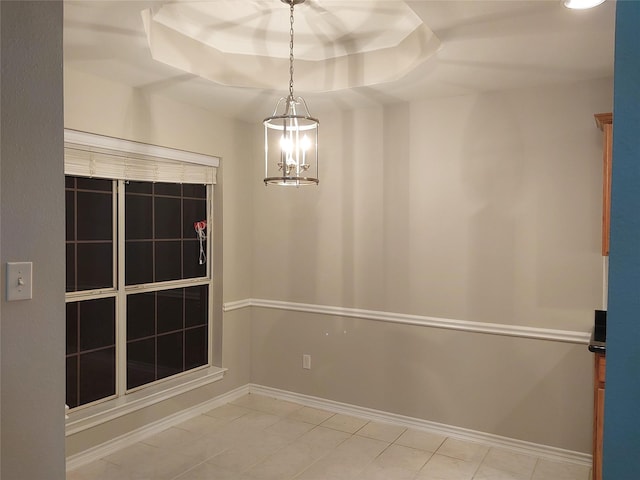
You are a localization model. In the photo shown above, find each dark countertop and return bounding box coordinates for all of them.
[588,328,606,353]
[589,310,607,353]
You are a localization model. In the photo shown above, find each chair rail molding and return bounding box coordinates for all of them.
[223,298,590,344]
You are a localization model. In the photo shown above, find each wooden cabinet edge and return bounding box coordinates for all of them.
[595,112,613,130]
[594,112,613,257]
[593,352,606,480]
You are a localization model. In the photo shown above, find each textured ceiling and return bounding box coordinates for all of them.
[64,0,616,122]
[148,1,425,61]
[141,1,440,92]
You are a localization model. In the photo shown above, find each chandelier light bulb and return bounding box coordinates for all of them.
[280,135,293,153]
[301,135,311,151]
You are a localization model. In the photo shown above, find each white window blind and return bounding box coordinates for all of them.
[64,130,218,185]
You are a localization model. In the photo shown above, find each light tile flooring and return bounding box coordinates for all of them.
[67,394,592,480]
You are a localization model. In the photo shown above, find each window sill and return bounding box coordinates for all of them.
[65,366,227,436]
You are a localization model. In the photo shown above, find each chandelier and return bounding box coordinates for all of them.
[263,0,319,186]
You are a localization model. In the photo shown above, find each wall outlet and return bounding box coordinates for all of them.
[303,354,311,370]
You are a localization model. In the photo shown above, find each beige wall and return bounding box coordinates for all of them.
[64,65,612,456]
[252,78,611,330]
[250,77,613,453]
[251,309,593,452]
[64,67,253,454]
[1,2,66,477]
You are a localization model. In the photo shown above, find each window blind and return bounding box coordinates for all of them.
[64,130,218,185]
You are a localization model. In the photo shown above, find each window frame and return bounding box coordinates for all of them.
[65,178,119,408]
[117,180,214,397]
[63,130,223,417]
[65,178,118,296]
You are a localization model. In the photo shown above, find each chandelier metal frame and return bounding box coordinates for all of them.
[263,0,319,186]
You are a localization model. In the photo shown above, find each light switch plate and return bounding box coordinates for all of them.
[6,262,33,301]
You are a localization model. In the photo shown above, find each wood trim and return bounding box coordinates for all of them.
[594,113,613,256]
[593,352,606,480]
[595,387,605,480]
[597,355,606,383]
[594,113,613,130]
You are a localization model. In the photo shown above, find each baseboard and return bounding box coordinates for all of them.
[65,384,250,471]
[249,384,592,468]
[66,382,591,471]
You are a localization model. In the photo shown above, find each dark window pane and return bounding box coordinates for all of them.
[77,177,112,192]
[65,177,213,401]
[77,192,112,241]
[66,243,76,292]
[79,297,115,351]
[155,241,181,282]
[125,194,153,240]
[185,326,207,370]
[126,181,152,194]
[157,289,183,334]
[125,241,153,285]
[185,285,208,328]
[154,182,181,196]
[127,292,156,340]
[66,356,78,409]
[77,242,112,290]
[157,332,183,380]
[66,190,75,241]
[155,197,182,239]
[183,240,206,279]
[182,184,206,199]
[66,303,78,355]
[127,338,155,389]
[182,199,207,238]
[79,347,115,405]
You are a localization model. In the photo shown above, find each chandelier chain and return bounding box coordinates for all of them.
[289,1,295,98]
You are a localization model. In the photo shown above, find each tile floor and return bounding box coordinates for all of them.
[67,394,592,480]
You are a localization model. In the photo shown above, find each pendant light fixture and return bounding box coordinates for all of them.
[264,0,319,186]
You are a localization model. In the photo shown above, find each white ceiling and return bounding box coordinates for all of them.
[64,0,616,122]
[147,1,426,61]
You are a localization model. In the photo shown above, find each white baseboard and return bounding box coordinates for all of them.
[65,384,249,471]
[66,382,591,471]
[248,384,592,468]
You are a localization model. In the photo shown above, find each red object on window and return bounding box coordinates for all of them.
[194,220,207,265]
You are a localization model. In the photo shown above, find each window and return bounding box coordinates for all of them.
[64,132,218,411]
[65,176,114,292]
[127,286,208,389]
[124,181,207,284]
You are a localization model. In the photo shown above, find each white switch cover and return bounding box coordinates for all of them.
[303,354,311,369]
[6,262,33,301]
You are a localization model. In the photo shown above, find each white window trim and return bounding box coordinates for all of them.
[64,129,220,168]
[64,131,223,432]
[65,366,226,435]
[64,129,219,185]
